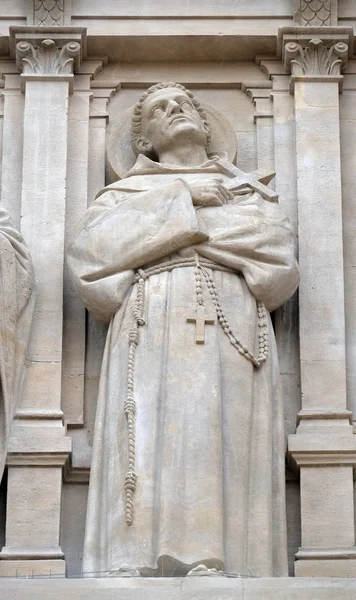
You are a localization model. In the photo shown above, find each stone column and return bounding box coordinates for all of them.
[243,72,301,441]
[0,60,24,227]
[242,81,274,172]
[0,28,86,577]
[63,74,120,482]
[281,27,356,577]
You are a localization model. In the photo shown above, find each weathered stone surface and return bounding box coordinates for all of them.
[67,82,298,577]
[1,0,356,588]
[1,577,356,600]
[0,207,34,478]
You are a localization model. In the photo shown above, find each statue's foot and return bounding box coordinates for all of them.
[186,564,224,577]
[109,564,140,577]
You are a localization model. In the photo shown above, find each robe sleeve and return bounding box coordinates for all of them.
[194,192,299,311]
[0,206,34,480]
[67,179,208,323]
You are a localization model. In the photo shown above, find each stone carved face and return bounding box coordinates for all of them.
[140,87,208,157]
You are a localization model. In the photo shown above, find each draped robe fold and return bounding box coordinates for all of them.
[67,155,299,578]
[0,206,34,480]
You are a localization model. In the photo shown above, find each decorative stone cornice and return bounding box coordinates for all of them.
[16,39,81,75]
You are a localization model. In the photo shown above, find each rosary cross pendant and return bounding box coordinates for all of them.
[187,304,215,344]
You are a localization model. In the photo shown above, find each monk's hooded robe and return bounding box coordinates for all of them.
[67,154,299,578]
[0,206,34,480]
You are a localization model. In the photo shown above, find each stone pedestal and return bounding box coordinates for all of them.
[0,577,356,600]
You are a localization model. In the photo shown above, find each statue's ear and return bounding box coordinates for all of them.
[136,137,153,155]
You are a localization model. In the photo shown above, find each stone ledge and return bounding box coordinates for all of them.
[0,560,65,578]
[8,424,72,456]
[288,433,356,466]
[0,547,64,560]
[295,560,356,578]
[0,577,356,599]
[20,73,74,93]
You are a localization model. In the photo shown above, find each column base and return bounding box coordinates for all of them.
[0,559,65,577]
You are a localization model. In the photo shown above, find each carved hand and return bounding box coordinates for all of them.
[188,177,233,208]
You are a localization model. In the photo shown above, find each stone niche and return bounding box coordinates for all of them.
[0,1,356,599]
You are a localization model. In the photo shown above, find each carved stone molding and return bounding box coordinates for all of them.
[26,0,72,27]
[289,434,356,467]
[9,27,86,91]
[33,0,65,26]
[15,408,64,420]
[278,27,353,91]
[284,38,348,76]
[6,452,70,467]
[89,79,121,119]
[293,0,337,27]
[241,81,273,120]
[16,39,81,75]
[0,547,65,560]
[9,26,86,68]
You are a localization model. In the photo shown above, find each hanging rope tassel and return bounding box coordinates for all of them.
[124,271,146,526]
[123,261,268,525]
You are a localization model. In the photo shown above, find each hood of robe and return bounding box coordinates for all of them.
[95,153,232,199]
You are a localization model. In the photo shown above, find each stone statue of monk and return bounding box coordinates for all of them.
[67,82,299,577]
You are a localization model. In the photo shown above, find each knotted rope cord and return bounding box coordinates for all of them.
[194,254,205,308]
[125,257,268,525]
[124,269,146,525]
[133,256,233,283]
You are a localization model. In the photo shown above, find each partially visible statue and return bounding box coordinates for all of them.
[67,83,299,577]
[0,206,34,479]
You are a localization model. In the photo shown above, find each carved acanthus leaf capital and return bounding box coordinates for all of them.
[284,38,348,76]
[16,38,81,75]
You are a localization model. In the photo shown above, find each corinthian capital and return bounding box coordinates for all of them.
[16,39,81,75]
[278,26,353,92]
[284,38,348,76]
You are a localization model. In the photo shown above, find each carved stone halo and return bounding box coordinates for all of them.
[106,95,238,181]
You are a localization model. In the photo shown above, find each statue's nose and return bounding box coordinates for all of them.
[167,100,182,116]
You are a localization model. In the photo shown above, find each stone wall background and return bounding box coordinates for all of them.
[1,0,356,580]
[62,67,302,577]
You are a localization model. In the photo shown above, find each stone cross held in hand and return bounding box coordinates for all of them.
[187,304,215,344]
[217,158,278,202]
